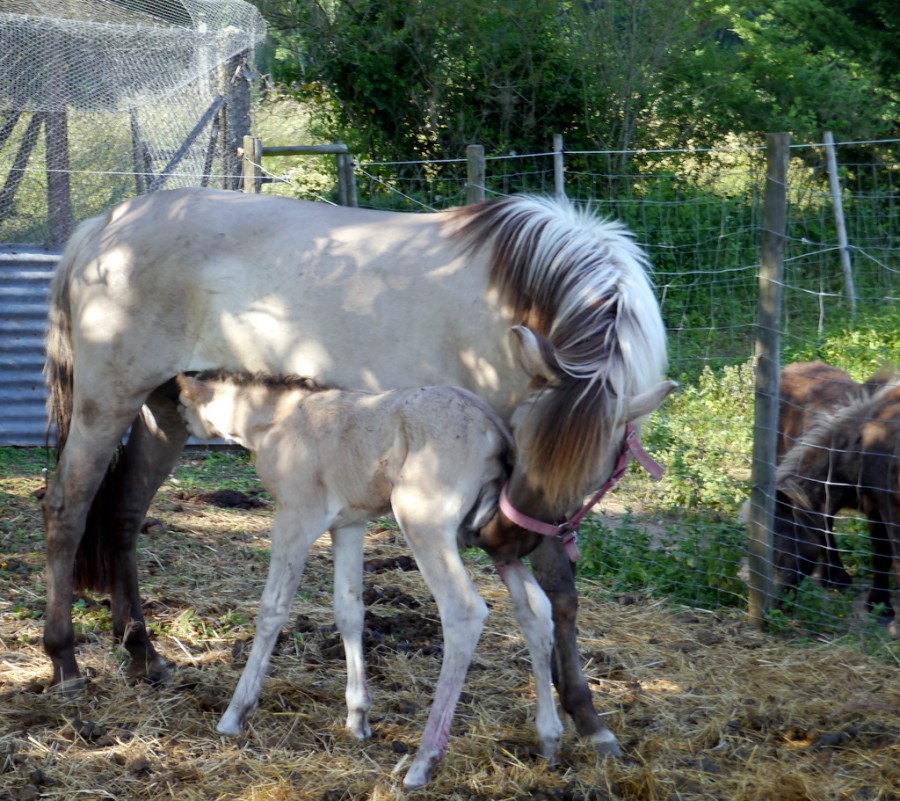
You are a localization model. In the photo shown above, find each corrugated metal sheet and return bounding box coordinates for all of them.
[1,245,61,446]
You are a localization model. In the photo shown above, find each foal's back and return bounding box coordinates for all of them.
[249,382,513,514]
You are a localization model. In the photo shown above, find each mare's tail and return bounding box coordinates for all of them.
[44,214,122,593]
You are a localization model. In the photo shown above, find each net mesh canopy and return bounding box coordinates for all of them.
[0,0,267,243]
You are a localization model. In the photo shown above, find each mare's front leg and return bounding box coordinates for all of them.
[107,395,189,683]
[497,559,563,761]
[332,522,372,738]
[528,537,622,756]
[218,508,323,735]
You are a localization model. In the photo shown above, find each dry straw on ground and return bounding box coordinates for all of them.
[1,459,897,801]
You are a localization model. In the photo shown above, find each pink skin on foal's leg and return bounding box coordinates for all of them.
[392,506,489,789]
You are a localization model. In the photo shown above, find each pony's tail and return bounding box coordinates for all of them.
[44,214,121,593]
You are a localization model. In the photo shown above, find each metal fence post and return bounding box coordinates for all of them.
[553,133,565,200]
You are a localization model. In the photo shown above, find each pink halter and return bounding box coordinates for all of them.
[498,424,664,561]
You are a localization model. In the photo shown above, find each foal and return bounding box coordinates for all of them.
[176,371,563,788]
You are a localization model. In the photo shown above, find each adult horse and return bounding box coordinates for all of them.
[43,188,670,758]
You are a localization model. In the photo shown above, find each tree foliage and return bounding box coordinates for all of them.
[252,0,898,162]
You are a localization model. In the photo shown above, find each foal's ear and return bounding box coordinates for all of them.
[175,372,214,407]
[510,325,561,386]
[625,380,678,421]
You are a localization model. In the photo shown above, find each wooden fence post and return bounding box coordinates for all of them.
[747,132,790,628]
[467,144,485,204]
[553,134,565,199]
[336,148,357,207]
[242,135,263,194]
[218,42,252,190]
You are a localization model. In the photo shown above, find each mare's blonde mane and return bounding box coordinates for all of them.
[447,196,666,507]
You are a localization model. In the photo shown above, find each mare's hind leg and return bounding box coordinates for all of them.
[528,538,622,757]
[218,509,324,735]
[106,393,189,682]
[332,523,372,739]
[43,407,142,687]
[496,559,563,761]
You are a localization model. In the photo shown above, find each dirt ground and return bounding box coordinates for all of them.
[1,458,898,801]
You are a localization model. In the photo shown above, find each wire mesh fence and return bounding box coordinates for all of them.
[2,114,898,642]
[349,138,900,642]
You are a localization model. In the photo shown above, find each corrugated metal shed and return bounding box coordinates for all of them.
[1,245,60,446]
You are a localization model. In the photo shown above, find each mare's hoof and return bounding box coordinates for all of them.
[127,655,171,686]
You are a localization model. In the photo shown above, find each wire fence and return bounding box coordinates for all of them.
[3,131,898,643]
[292,136,900,642]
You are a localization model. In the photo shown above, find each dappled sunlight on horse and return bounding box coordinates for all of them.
[42,189,671,772]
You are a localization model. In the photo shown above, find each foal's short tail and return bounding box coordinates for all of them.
[44,213,121,593]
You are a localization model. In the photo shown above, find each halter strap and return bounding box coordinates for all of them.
[498,424,664,562]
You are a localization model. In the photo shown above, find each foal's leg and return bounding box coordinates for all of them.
[331,522,372,739]
[528,537,622,756]
[106,395,189,682]
[218,508,324,735]
[496,559,563,761]
[393,497,489,789]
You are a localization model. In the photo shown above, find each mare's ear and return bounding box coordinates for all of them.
[175,372,213,407]
[625,380,678,421]
[510,325,560,386]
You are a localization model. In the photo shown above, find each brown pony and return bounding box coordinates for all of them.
[777,376,900,631]
[43,189,672,761]
[772,361,866,591]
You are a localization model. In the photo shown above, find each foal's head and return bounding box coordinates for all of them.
[175,370,325,443]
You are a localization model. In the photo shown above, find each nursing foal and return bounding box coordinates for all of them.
[175,370,562,788]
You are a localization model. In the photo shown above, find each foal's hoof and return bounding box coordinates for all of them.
[591,729,623,758]
[47,675,87,696]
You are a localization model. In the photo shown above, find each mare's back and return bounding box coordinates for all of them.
[71,188,514,400]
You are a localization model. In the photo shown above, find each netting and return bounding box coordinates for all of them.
[0,0,266,243]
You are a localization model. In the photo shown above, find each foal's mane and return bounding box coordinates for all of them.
[447,196,667,507]
[195,369,331,394]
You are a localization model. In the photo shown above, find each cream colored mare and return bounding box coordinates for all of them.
[43,188,670,765]
[175,370,558,788]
